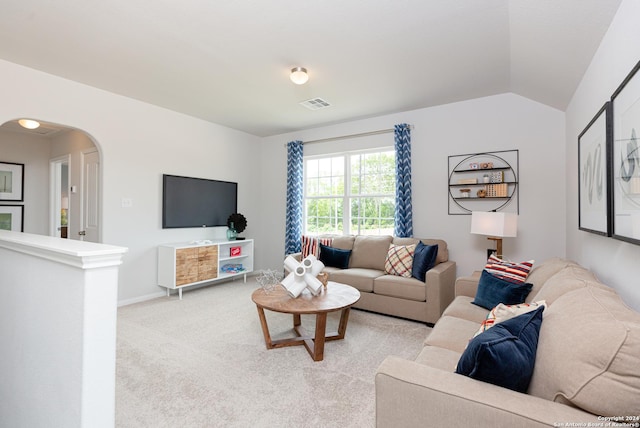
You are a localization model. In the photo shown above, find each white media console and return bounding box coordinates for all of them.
[157,238,254,299]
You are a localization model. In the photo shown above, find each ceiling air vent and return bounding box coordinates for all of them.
[300,97,331,110]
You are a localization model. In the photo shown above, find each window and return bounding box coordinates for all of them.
[304,149,395,235]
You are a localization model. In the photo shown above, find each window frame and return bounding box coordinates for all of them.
[303,147,395,236]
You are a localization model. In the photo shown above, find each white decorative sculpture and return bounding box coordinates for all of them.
[282,254,325,298]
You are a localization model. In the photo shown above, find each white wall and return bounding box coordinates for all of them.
[258,93,566,280]
[0,59,262,303]
[566,0,640,311]
[0,129,50,234]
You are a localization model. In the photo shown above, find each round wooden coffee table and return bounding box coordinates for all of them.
[251,281,360,361]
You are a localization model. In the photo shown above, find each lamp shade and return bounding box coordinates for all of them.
[470,211,518,238]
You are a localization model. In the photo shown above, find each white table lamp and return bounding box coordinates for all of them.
[470,211,518,259]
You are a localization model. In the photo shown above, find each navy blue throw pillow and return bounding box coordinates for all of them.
[473,270,533,310]
[411,242,439,282]
[319,243,352,269]
[455,306,544,393]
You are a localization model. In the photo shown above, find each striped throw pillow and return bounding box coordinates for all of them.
[384,244,417,278]
[484,254,534,284]
[474,300,547,337]
[301,235,333,259]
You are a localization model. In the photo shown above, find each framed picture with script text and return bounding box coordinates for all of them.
[578,102,612,236]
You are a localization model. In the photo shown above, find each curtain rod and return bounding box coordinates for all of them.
[286,124,414,146]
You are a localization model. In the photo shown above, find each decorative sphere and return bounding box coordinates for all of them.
[227,213,247,233]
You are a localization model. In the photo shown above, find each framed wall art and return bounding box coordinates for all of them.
[611,59,640,245]
[0,205,24,232]
[0,161,24,201]
[578,102,612,236]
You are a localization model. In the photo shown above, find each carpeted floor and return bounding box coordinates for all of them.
[115,278,431,428]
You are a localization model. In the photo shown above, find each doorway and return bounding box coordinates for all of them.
[50,155,70,238]
[80,149,100,242]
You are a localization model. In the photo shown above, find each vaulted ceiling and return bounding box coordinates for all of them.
[0,1,622,137]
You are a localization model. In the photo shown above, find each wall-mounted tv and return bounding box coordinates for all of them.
[162,174,237,229]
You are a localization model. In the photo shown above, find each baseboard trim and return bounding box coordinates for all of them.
[118,291,165,307]
[117,273,259,307]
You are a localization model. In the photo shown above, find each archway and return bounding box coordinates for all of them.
[0,119,102,243]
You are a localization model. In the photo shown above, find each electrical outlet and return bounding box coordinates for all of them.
[121,198,133,208]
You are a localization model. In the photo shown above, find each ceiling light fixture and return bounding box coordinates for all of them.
[290,67,309,85]
[18,119,40,129]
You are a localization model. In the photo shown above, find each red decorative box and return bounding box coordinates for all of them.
[230,246,241,257]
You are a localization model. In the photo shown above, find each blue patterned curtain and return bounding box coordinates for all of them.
[394,124,413,237]
[285,140,304,254]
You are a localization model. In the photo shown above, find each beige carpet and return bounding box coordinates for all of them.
[116,278,431,428]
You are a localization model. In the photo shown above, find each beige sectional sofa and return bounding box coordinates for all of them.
[376,257,640,427]
[293,235,456,324]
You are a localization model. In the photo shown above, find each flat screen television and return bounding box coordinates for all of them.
[162,174,237,229]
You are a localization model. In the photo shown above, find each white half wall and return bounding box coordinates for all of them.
[258,93,566,284]
[0,230,127,428]
[565,0,640,311]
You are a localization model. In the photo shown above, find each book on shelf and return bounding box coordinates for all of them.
[457,178,478,184]
[490,171,504,183]
[485,183,508,197]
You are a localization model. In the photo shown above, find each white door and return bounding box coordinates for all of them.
[49,155,70,238]
[80,150,100,242]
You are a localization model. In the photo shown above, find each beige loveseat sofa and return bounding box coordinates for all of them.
[293,235,456,324]
[376,257,640,427]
